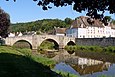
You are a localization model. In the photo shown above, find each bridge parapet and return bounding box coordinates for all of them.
[5,35,75,50]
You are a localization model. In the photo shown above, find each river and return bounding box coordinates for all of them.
[50,50,115,77]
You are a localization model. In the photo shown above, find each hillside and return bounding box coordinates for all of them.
[10,18,73,33]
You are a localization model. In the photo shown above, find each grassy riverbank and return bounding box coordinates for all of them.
[0,46,60,77]
[65,45,115,54]
[0,46,79,77]
[0,46,56,66]
[65,45,115,63]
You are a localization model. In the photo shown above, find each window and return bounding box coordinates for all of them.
[98,30,99,33]
[83,35,85,38]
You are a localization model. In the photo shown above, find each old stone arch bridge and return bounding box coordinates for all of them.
[5,35,75,50]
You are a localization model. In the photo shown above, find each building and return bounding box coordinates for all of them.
[50,27,66,36]
[66,16,115,38]
[8,32,15,37]
[18,32,23,36]
[8,32,23,37]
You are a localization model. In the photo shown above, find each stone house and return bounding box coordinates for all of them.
[66,16,115,38]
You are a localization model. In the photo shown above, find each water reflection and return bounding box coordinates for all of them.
[70,60,111,75]
[52,50,115,77]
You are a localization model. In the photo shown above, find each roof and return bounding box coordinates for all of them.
[55,28,66,34]
[110,23,115,29]
[71,16,104,28]
[71,63,108,75]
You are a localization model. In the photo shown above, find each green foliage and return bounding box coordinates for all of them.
[36,0,115,20]
[65,45,115,54]
[112,20,115,24]
[39,40,55,50]
[107,46,115,53]
[104,16,112,22]
[0,53,59,77]
[14,48,32,57]
[56,70,78,77]
[13,41,31,49]
[64,18,73,25]
[98,75,113,77]
[65,45,77,51]
[0,46,22,55]
[11,19,71,33]
[31,54,56,67]
[8,0,115,16]
[0,8,10,38]
[0,46,56,66]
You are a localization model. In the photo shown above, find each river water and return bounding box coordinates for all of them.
[51,50,115,77]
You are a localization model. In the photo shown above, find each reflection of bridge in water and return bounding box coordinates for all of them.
[5,35,75,50]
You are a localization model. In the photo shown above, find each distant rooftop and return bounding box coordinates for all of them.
[71,16,115,28]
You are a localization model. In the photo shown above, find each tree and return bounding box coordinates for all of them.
[111,19,115,24]
[104,16,112,22]
[0,8,10,38]
[64,18,72,25]
[7,0,115,19]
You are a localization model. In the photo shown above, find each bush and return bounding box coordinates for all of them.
[65,45,115,54]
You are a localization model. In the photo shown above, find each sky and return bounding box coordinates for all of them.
[0,0,115,23]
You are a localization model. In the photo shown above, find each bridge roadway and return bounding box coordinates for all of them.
[5,35,75,50]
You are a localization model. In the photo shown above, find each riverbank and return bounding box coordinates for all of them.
[65,45,115,54]
[0,46,61,77]
[65,45,115,63]
[0,46,79,77]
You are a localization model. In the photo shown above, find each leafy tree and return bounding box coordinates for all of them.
[104,16,112,22]
[7,0,115,19]
[112,20,115,24]
[0,8,10,38]
[10,19,69,33]
[64,18,73,25]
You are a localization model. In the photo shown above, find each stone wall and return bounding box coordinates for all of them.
[75,38,115,46]
[5,35,75,49]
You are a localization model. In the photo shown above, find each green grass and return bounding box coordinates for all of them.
[31,54,56,67]
[55,70,79,77]
[65,45,115,54]
[0,46,23,55]
[0,46,60,77]
[1,46,113,77]
[98,75,114,77]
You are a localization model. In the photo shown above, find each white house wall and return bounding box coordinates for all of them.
[66,25,115,38]
[78,28,87,38]
[56,33,65,36]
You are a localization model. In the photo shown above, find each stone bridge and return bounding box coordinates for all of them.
[5,35,75,50]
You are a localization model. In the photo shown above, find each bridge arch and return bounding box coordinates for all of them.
[39,38,59,49]
[13,40,32,49]
[66,41,76,46]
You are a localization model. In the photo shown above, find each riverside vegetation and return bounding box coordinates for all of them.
[0,46,59,77]
[2,40,115,77]
[65,45,115,63]
[65,45,115,54]
[0,46,78,77]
